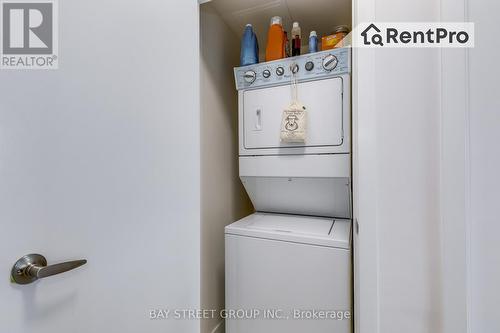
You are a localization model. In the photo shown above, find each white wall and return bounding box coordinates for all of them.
[354,0,443,332]
[200,4,254,333]
[468,0,500,331]
[438,0,500,331]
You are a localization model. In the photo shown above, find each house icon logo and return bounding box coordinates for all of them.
[360,23,383,46]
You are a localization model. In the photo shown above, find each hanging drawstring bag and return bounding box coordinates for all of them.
[280,64,307,143]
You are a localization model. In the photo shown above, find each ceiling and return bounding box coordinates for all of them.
[205,0,352,57]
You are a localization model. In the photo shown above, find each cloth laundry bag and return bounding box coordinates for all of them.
[280,65,307,143]
[280,101,307,143]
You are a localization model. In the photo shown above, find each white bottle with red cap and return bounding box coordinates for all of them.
[291,22,301,56]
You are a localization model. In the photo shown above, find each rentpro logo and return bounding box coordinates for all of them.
[353,22,474,48]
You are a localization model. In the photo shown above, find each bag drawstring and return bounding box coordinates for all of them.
[280,61,307,143]
[291,62,298,106]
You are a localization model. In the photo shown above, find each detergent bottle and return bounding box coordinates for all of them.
[240,24,259,66]
[265,16,285,61]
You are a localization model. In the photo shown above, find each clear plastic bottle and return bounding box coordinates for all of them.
[240,24,259,66]
[265,16,285,62]
[291,22,301,56]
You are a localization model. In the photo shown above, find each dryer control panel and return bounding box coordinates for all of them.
[234,47,350,91]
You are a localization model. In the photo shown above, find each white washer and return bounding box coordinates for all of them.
[225,213,352,333]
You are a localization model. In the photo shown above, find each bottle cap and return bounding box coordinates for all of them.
[270,16,282,26]
[309,31,317,37]
[246,23,252,27]
[293,22,300,28]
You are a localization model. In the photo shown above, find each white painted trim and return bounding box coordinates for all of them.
[464,2,472,332]
[440,0,470,331]
[462,3,471,332]
[352,0,379,332]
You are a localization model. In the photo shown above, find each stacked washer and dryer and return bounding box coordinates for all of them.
[225,47,352,333]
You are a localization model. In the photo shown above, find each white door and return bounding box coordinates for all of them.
[0,1,200,332]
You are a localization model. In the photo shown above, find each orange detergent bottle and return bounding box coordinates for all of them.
[265,16,285,61]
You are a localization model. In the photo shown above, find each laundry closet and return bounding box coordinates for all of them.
[199,1,354,333]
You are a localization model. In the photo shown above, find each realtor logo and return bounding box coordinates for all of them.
[1,0,58,69]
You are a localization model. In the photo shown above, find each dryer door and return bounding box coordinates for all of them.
[242,77,344,151]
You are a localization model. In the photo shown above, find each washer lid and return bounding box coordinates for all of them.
[225,213,351,249]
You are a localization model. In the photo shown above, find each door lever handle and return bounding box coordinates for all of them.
[11,254,87,285]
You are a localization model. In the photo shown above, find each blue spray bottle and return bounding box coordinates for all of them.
[240,24,259,66]
[309,31,318,53]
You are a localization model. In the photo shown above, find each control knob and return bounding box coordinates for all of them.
[263,69,271,78]
[243,70,256,83]
[276,66,285,76]
[305,61,314,71]
[290,63,299,74]
[322,54,338,71]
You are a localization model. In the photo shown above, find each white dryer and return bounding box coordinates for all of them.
[235,47,351,218]
[227,47,352,333]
